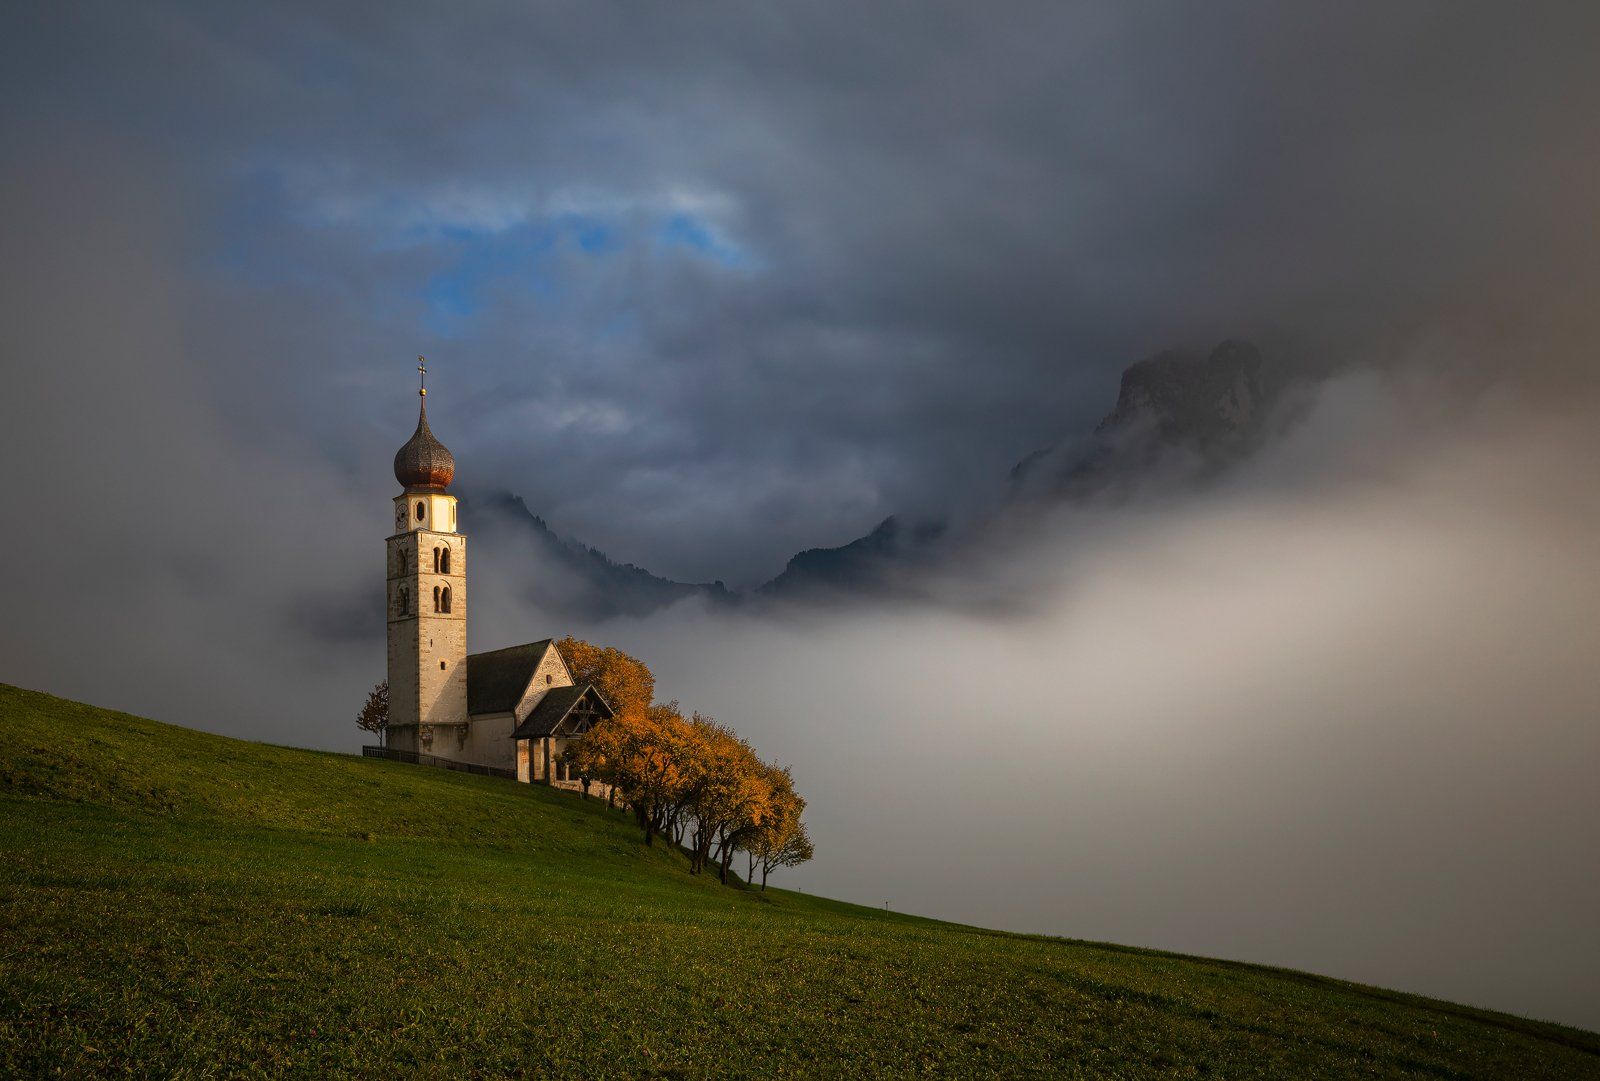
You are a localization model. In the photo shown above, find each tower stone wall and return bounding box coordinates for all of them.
[385,521,468,749]
[384,374,471,759]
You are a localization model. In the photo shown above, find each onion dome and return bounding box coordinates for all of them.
[393,398,455,490]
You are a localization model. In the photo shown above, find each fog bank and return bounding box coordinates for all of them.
[530,372,1600,1029]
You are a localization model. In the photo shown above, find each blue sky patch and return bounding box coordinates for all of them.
[658,212,747,267]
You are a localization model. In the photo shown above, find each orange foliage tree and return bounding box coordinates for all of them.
[681,716,781,882]
[558,637,811,887]
[568,700,698,846]
[556,636,654,719]
[751,822,813,891]
[744,767,810,889]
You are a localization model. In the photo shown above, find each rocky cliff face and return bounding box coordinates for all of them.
[1103,340,1270,442]
[1010,339,1288,497]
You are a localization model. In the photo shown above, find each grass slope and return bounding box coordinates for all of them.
[0,683,1595,1079]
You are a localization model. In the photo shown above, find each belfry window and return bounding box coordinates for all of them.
[432,585,441,611]
[398,586,409,614]
[432,547,441,573]
[415,501,425,521]
[441,547,451,574]
[441,585,453,613]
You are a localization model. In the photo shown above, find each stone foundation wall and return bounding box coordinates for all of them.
[549,777,616,803]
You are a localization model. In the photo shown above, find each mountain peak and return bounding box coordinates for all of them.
[1102,339,1268,445]
[1013,339,1288,495]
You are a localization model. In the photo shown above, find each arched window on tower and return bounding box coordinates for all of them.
[398,585,409,615]
[441,585,453,613]
[415,501,425,521]
[432,585,441,612]
[441,547,451,574]
[432,547,441,573]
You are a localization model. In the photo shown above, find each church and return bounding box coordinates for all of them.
[373,367,614,790]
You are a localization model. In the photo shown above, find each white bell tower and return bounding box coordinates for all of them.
[385,359,469,756]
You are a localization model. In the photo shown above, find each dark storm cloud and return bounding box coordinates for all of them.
[5,0,1600,1032]
[9,2,1600,583]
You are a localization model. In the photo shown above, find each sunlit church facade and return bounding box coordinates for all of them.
[374,368,613,790]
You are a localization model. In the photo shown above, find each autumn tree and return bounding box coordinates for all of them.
[755,822,814,891]
[356,680,389,746]
[568,701,698,847]
[556,636,655,720]
[745,769,810,890]
[679,716,779,883]
[557,637,811,888]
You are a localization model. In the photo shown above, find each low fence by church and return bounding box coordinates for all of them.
[362,745,516,780]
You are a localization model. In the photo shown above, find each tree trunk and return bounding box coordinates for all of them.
[761,866,769,891]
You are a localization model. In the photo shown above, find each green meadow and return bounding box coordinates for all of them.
[0,682,1594,1078]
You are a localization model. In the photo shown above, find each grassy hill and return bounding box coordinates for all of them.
[0,684,1595,1079]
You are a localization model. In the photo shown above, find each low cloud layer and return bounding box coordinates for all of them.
[600,372,1600,1029]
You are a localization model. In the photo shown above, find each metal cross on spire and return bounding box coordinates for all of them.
[417,356,428,397]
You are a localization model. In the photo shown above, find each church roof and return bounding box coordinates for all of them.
[394,397,455,491]
[511,682,614,740]
[465,639,556,716]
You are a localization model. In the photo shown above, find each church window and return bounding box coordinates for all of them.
[398,586,409,614]
[432,547,441,573]
[441,585,453,613]
[432,585,441,611]
[415,501,425,521]
[441,547,451,574]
